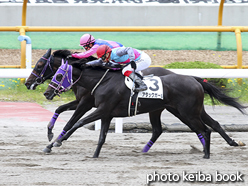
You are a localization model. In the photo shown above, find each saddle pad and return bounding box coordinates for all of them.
[125,76,163,100]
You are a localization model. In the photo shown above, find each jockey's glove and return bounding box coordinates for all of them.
[85,59,104,67]
[66,55,73,60]
[103,61,122,70]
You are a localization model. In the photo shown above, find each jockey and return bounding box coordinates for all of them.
[71,34,124,59]
[86,45,151,92]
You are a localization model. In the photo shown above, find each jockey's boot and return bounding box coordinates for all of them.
[129,72,147,92]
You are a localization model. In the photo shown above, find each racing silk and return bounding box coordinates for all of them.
[72,39,123,59]
[110,47,142,64]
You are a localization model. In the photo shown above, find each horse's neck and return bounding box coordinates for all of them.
[72,68,116,91]
[53,57,63,72]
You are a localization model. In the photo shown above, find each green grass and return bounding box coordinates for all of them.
[0,80,75,106]
[164,61,224,69]
[165,61,248,104]
[1,71,248,105]
[1,32,248,51]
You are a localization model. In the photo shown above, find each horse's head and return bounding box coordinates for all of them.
[25,48,54,90]
[44,59,74,100]
[25,49,74,90]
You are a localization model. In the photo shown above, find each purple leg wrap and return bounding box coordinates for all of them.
[48,113,59,129]
[58,130,66,140]
[198,133,206,147]
[142,140,154,152]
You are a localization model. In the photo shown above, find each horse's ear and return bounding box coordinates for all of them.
[61,58,65,65]
[43,48,51,59]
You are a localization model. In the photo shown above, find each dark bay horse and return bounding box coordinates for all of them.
[25,49,246,156]
[43,60,247,159]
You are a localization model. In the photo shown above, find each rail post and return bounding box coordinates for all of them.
[217,0,225,50]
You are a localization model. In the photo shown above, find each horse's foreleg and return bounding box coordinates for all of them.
[43,143,54,153]
[43,98,95,153]
[201,108,240,146]
[52,98,95,148]
[93,117,113,158]
[54,106,107,148]
[143,109,163,152]
[47,100,79,141]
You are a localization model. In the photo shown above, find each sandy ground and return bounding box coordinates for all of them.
[0,102,248,186]
[0,118,248,186]
[1,49,248,66]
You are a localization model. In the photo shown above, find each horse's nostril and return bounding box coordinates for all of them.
[43,92,48,97]
[25,82,30,89]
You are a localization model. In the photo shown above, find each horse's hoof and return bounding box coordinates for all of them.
[203,155,210,159]
[53,141,62,147]
[238,141,246,146]
[48,133,54,142]
[229,139,239,146]
[43,147,52,153]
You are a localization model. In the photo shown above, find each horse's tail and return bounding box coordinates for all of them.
[194,76,247,115]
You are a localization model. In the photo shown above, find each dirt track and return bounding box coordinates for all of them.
[0,118,248,186]
[1,49,248,67]
[0,103,248,186]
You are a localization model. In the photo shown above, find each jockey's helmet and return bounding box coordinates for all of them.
[79,34,95,47]
[96,45,112,60]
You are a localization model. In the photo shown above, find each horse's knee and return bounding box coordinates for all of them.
[153,129,162,137]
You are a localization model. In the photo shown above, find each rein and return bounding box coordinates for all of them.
[91,69,110,95]
[32,56,54,84]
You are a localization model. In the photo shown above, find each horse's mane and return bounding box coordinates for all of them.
[71,61,120,73]
[53,50,97,63]
[77,56,97,64]
[53,50,72,58]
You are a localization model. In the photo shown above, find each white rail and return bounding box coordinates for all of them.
[1,68,248,133]
[1,69,248,79]
[169,69,248,78]
[0,69,33,78]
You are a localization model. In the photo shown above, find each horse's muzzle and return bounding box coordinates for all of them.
[24,82,31,89]
[43,91,55,100]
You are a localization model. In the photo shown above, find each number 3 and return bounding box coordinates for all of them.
[149,79,159,91]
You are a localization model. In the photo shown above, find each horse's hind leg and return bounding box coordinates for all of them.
[167,107,211,158]
[93,116,113,158]
[201,107,239,146]
[188,117,212,159]
[142,109,164,152]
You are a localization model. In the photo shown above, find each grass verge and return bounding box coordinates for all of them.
[0,77,247,106]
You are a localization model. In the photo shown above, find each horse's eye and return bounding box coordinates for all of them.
[37,65,43,71]
[55,74,63,82]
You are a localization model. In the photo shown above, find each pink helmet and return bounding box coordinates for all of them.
[79,34,95,47]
